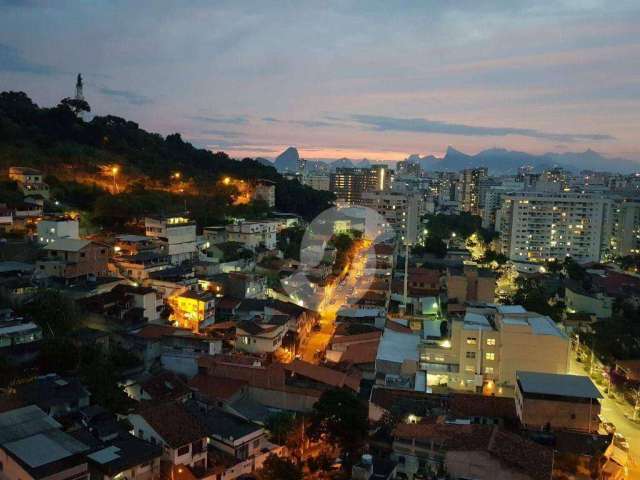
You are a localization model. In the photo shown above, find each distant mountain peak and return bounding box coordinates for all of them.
[274,147,299,172]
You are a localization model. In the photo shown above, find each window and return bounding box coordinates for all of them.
[466,337,477,345]
[465,351,476,359]
[465,365,475,372]
[485,367,494,374]
[177,445,190,456]
[487,338,496,346]
[485,352,495,361]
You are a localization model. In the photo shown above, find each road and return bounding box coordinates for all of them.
[569,353,640,477]
[298,242,368,364]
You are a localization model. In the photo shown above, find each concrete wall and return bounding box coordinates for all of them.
[516,392,600,433]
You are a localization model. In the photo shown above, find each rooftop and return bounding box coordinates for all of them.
[188,374,246,401]
[376,327,420,364]
[284,359,361,392]
[184,401,262,442]
[517,371,602,400]
[43,238,91,252]
[86,434,162,476]
[135,402,207,448]
[462,312,493,331]
[393,423,553,480]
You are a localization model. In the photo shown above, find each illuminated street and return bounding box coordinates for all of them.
[570,353,640,478]
[299,240,369,364]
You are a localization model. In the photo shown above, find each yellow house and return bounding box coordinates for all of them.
[169,290,216,332]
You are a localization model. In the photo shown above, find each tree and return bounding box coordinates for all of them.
[59,97,91,116]
[39,338,80,373]
[19,289,81,336]
[480,249,508,267]
[309,388,368,468]
[277,227,306,261]
[265,411,296,445]
[412,236,447,258]
[260,454,303,480]
[564,257,586,282]
[78,344,137,413]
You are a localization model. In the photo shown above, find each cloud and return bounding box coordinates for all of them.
[351,114,614,143]
[0,43,57,75]
[200,128,243,138]
[189,115,248,125]
[99,87,152,105]
[289,119,337,128]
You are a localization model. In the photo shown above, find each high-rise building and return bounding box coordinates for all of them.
[457,168,488,215]
[329,165,390,205]
[303,173,331,191]
[360,191,422,243]
[481,182,525,228]
[604,197,640,258]
[496,191,608,263]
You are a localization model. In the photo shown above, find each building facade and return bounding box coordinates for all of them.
[496,192,608,263]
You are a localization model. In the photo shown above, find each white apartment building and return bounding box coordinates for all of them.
[605,197,640,258]
[481,182,524,229]
[421,305,569,392]
[303,173,331,191]
[145,215,197,265]
[36,218,79,244]
[496,191,608,263]
[226,220,277,251]
[360,191,422,243]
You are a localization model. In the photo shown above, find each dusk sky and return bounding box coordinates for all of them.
[1,0,639,162]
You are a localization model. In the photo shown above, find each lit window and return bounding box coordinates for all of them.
[485,367,494,374]
[465,365,475,372]
[466,337,477,345]
[486,338,496,346]
[485,352,495,361]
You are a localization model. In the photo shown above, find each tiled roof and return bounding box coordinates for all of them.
[488,428,553,480]
[340,340,379,365]
[140,371,190,403]
[332,331,382,344]
[448,393,518,422]
[384,319,413,333]
[188,374,246,401]
[284,359,361,392]
[393,424,553,480]
[136,402,206,448]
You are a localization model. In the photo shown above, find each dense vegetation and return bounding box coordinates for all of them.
[0,91,334,222]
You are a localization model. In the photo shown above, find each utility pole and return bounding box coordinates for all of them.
[402,242,409,314]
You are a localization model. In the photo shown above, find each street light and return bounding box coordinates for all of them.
[111,166,119,192]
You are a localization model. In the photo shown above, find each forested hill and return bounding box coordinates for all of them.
[0,91,334,221]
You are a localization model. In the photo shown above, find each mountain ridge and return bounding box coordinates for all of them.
[270,146,639,174]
